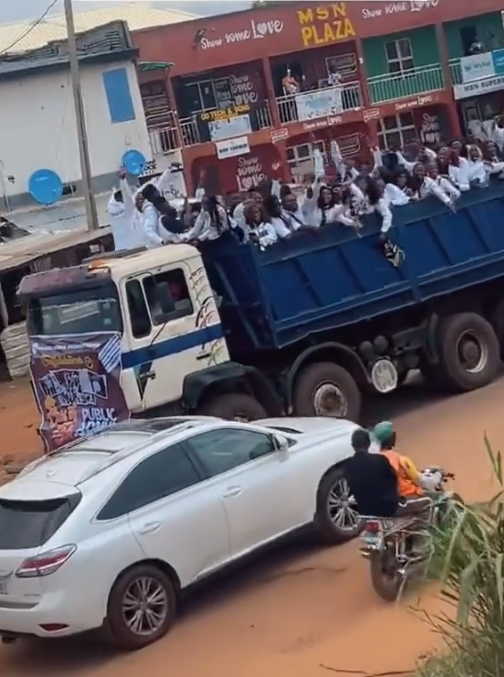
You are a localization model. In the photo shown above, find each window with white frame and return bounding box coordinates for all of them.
[377,112,418,150]
[385,38,414,74]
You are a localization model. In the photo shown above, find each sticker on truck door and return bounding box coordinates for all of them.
[29,332,129,452]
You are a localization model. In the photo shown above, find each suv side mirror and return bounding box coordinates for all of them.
[273,434,289,453]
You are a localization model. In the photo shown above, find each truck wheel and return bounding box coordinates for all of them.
[437,312,500,392]
[199,393,267,421]
[490,297,504,358]
[293,362,361,421]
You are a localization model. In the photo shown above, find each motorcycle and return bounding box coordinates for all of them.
[359,468,462,602]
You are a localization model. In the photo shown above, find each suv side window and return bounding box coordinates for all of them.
[97,444,201,520]
[187,429,275,477]
[143,269,193,325]
[126,279,151,339]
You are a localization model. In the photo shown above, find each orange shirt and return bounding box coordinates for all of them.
[381,449,424,497]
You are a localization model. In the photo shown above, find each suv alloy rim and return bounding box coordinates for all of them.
[121,576,169,636]
[327,478,360,532]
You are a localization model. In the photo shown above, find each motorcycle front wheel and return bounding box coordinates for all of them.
[370,548,404,602]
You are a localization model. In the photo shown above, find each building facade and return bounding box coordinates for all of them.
[133,0,504,195]
[0,21,151,208]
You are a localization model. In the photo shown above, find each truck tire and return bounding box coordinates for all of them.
[490,297,504,358]
[436,312,500,392]
[293,362,361,421]
[199,393,267,421]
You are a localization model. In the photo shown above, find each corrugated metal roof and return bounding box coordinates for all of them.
[0,3,197,54]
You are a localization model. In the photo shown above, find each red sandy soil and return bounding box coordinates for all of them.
[0,375,501,677]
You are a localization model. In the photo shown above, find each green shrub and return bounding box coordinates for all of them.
[419,434,504,676]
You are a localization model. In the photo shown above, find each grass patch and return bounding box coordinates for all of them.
[417,434,504,676]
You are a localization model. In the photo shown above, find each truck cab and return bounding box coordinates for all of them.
[20,246,280,450]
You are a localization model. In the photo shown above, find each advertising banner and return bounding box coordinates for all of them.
[30,332,129,452]
[295,88,343,121]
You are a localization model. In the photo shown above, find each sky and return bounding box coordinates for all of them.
[0,0,250,24]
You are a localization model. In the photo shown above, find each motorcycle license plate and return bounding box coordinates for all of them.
[363,533,381,546]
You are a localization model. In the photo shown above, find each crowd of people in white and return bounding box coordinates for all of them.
[108,131,504,254]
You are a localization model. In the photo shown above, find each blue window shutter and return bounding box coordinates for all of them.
[102,68,135,123]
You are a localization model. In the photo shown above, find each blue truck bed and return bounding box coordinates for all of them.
[201,184,504,354]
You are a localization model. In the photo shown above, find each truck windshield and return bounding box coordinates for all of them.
[27,283,122,336]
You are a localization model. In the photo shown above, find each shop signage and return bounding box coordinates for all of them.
[461,53,495,83]
[492,49,504,75]
[216,136,250,160]
[453,75,504,100]
[271,128,289,143]
[196,104,254,142]
[296,88,343,121]
[363,108,380,122]
[200,18,284,49]
[302,115,343,131]
[394,94,438,111]
[362,0,438,20]
[297,3,355,48]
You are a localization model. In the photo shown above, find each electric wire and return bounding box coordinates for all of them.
[0,0,61,57]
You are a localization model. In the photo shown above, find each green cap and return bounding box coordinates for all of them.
[373,421,394,443]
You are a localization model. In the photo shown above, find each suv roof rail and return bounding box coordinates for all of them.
[77,421,204,484]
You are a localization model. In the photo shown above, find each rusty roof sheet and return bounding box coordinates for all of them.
[0,4,196,54]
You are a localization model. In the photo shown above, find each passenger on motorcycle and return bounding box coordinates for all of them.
[372,421,442,514]
[344,428,403,517]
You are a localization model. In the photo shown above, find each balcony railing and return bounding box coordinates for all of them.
[149,104,273,151]
[148,110,181,154]
[448,58,463,86]
[277,82,363,125]
[367,64,444,104]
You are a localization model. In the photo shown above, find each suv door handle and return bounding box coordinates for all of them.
[222,486,242,498]
[139,521,161,535]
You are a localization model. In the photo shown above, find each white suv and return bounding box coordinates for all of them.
[0,415,362,650]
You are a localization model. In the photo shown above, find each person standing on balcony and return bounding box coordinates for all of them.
[282,67,300,95]
[327,62,342,88]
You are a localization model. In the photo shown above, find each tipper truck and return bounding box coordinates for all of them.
[18,184,504,450]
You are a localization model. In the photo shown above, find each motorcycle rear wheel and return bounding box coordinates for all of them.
[370,550,404,602]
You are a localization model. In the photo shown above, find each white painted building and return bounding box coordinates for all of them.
[0,61,151,205]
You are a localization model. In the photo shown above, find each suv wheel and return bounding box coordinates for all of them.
[314,466,362,544]
[106,564,177,651]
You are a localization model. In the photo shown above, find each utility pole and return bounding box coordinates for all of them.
[64,0,99,230]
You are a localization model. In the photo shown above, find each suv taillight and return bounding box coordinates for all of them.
[16,545,76,578]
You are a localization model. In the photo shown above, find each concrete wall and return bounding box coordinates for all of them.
[0,61,151,208]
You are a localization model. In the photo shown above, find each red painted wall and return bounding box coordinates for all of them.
[191,144,281,195]
[133,0,504,76]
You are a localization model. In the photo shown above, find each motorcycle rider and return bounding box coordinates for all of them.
[344,427,403,517]
[373,421,442,509]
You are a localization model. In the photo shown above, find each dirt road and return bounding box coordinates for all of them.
[0,377,501,677]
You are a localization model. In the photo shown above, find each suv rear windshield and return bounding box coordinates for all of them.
[27,283,121,336]
[0,495,81,549]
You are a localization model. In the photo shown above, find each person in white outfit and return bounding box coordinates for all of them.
[483,141,504,176]
[107,169,140,250]
[466,145,489,186]
[447,142,471,191]
[425,162,461,202]
[410,163,454,207]
[181,195,229,243]
[242,203,278,248]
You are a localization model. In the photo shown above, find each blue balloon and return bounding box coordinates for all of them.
[122,149,147,176]
[28,169,63,205]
